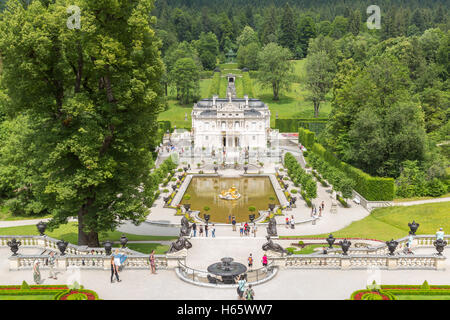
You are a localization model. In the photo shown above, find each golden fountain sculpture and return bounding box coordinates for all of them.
[219,186,241,200]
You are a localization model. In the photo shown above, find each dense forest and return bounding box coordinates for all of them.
[0,0,448,242]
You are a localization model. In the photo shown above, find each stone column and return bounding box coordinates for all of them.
[56,257,67,271]
[9,256,19,271]
[436,257,446,270]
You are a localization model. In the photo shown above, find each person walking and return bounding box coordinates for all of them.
[33,260,41,284]
[149,250,156,274]
[199,225,204,237]
[192,222,197,237]
[48,251,57,280]
[248,254,253,269]
[285,216,289,229]
[237,275,246,300]
[321,201,325,211]
[319,207,322,217]
[239,224,244,237]
[290,215,295,229]
[211,224,216,238]
[232,217,237,231]
[262,254,268,267]
[245,284,255,300]
[436,228,445,240]
[205,224,209,237]
[113,249,122,272]
[110,255,121,283]
[253,223,257,237]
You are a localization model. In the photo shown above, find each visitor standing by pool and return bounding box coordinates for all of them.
[232,217,237,231]
[199,225,204,237]
[262,254,268,267]
[212,224,216,238]
[285,216,289,228]
[149,250,156,274]
[205,224,209,237]
[240,224,244,236]
[248,254,253,269]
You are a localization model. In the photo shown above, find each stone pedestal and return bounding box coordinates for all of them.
[56,257,67,270]
[436,257,446,270]
[9,257,19,271]
[166,248,187,269]
[103,256,112,270]
[340,256,351,269]
[387,257,398,269]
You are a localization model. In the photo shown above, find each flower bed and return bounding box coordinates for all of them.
[350,283,450,300]
[0,283,100,300]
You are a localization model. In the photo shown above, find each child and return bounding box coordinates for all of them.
[239,224,244,237]
[245,285,255,300]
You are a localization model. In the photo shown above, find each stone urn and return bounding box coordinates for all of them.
[171,184,177,192]
[268,204,275,212]
[408,221,420,235]
[243,166,248,174]
[36,221,47,236]
[204,214,210,224]
[326,234,336,249]
[57,240,69,256]
[103,240,113,255]
[120,235,128,248]
[386,239,398,255]
[249,214,255,223]
[7,239,21,256]
[214,166,218,174]
[183,204,191,212]
[433,239,447,255]
[163,196,170,204]
[339,239,351,255]
[183,167,188,173]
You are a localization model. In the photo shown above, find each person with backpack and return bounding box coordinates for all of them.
[149,250,156,274]
[262,254,268,267]
[192,222,197,237]
[248,253,253,269]
[245,284,255,300]
[205,224,209,237]
[237,275,246,300]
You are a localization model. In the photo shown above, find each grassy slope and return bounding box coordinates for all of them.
[0,222,177,244]
[284,202,450,241]
[158,59,330,129]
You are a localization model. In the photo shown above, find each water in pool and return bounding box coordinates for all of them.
[180,176,280,223]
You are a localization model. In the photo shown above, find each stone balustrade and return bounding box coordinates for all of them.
[269,251,445,270]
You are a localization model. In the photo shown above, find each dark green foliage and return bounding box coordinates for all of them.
[209,72,221,96]
[298,128,316,149]
[275,118,327,134]
[283,153,317,200]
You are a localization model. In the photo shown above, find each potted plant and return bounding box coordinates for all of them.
[268,196,276,212]
[248,206,256,218]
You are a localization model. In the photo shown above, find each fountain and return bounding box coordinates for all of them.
[207,257,247,284]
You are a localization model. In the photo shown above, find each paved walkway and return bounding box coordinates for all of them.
[1,247,448,300]
[393,197,450,206]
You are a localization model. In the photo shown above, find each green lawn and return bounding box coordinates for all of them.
[158,59,330,129]
[283,202,450,241]
[0,202,51,221]
[124,243,170,254]
[0,222,177,244]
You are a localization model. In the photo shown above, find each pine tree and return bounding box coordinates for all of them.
[279,3,297,52]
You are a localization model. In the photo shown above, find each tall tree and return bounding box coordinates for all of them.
[297,15,317,58]
[195,32,219,70]
[279,3,297,53]
[257,43,293,101]
[0,0,165,246]
[171,57,200,104]
[305,51,335,117]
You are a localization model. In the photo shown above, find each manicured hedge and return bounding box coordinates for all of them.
[276,118,327,134]
[298,128,316,150]
[300,130,395,201]
[208,72,221,97]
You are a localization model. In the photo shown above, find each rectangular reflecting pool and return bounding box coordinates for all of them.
[181,176,280,223]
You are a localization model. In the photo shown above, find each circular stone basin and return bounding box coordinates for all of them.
[207,257,247,284]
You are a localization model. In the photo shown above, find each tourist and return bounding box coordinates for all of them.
[199,225,204,237]
[149,250,156,274]
[321,201,325,211]
[33,260,41,284]
[205,224,209,237]
[192,222,197,237]
[322,246,328,255]
[48,251,57,280]
[314,206,317,216]
[319,207,322,217]
[285,216,289,229]
[311,206,314,217]
[253,223,257,237]
[239,224,244,236]
[237,275,246,300]
[110,256,121,283]
[248,254,253,269]
[436,228,445,240]
[228,215,231,224]
[405,232,414,254]
[232,217,237,231]
[262,254,268,267]
[290,215,295,229]
[245,284,255,300]
[244,222,249,236]
[212,224,216,238]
